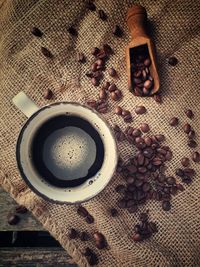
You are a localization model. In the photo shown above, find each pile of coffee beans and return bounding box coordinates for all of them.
[114,129,188,213]
[77,206,94,224]
[130,46,154,96]
[7,205,28,225]
[132,212,158,242]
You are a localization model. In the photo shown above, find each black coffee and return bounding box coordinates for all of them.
[31,115,104,188]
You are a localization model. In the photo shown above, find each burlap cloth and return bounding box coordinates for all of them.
[0,0,200,266]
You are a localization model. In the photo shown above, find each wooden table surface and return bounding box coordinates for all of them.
[0,187,77,267]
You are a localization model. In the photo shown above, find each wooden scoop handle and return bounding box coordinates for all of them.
[127,5,148,39]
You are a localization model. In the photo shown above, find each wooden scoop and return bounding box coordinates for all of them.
[126,5,159,96]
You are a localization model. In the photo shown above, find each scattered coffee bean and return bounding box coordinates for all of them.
[188,130,195,139]
[77,52,85,63]
[80,231,89,241]
[7,214,20,225]
[86,0,96,11]
[183,123,191,134]
[177,183,185,191]
[94,232,107,249]
[153,94,162,104]
[108,67,117,77]
[166,176,176,185]
[91,77,99,86]
[102,43,113,55]
[102,81,110,91]
[85,214,94,224]
[132,233,142,242]
[135,106,146,115]
[188,139,197,148]
[113,25,123,37]
[84,248,99,266]
[115,184,126,194]
[140,123,150,133]
[185,109,194,119]
[115,106,123,115]
[68,228,78,239]
[108,208,118,217]
[181,157,190,167]
[110,89,122,101]
[99,88,107,100]
[87,99,97,109]
[168,56,178,66]
[31,27,43,37]
[176,168,184,177]
[192,151,200,163]
[77,206,89,217]
[43,89,53,100]
[169,117,179,126]
[67,26,78,36]
[91,47,100,56]
[162,200,171,211]
[41,47,53,58]
[98,9,107,20]
[15,205,28,214]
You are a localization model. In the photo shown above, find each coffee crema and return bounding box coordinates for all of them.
[31,115,104,187]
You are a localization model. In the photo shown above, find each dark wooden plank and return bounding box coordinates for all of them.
[0,247,77,267]
[0,188,43,231]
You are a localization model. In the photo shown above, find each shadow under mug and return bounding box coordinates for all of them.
[13,92,118,204]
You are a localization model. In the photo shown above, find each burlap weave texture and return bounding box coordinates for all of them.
[0,0,200,266]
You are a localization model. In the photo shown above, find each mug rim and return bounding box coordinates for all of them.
[16,101,118,204]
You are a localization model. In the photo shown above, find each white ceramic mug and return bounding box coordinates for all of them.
[13,92,118,204]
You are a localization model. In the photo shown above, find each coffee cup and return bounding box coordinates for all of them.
[13,92,118,204]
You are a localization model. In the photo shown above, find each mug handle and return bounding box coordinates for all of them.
[12,91,39,118]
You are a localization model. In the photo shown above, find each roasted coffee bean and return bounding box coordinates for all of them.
[153,94,162,104]
[126,175,135,184]
[148,222,158,233]
[99,89,107,100]
[155,134,165,142]
[135,105,146,115]
[84,248,99,266]
[134,77,142,84]
[108,67,117,77]
[134,87,143,96]
[115,106,122,115]
[31,27,43,37]
[91,77,99,86]
[67,26,78,36]
[176,168,184,177]
[188,130,195,139]
[184,168,195,177]
[117,199,127,208]
[166,176,176,185]
[134,179,143,187]
[192,151,200,163]
[165,150,173,161]
[144,58,151,67]
[144,136,152,146]
[139,212,148,222]
[182,175,192,184]
[110,91,118,101]
[102,44,113,55]
[140,123,150,133]
[183,123,191,134]
[134,224,141,233]
[93,232,105,243]
[126,199,135,208]
[80,231,89,241]
[102,81,110,91]
[162,200,171,211]
[143,148,154,158]
[142,182,151,192]
[169,117,179,126]
[131,128,141,137]
[98,9,107,20]
[137,153,145,165]
[134,70,142,78]
[124,114,132,122]
[185,109,194,119]
[91,47,100,56]
[142,69,147,80]
[181,157,190,167]
[77,206,88,217]
[7,214,20,225]
[96,240,106,249]
[177,183,185,191]
[132,233,142,242]
[43,89,53,100]
[128,184,136,192]
[68,228,78,239]
[15,205,28,214]
[128,205,138,213]
[144,79,153,89]
[170,186,178,195]
[121,110,130,117]
[113,124,121,132]
[115,184,126,194]
[77,52,85,63]
[188,139,197,148]
[113,25,123,37]
[142,87,150,96]
[84,247,93,256]
[86,0,96,11]
[85,214,94,224]
[108,83,117,92]
[41,47,53,58]
[87,100,97,108]
[168,56,178,66]
[108,208,118,217]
